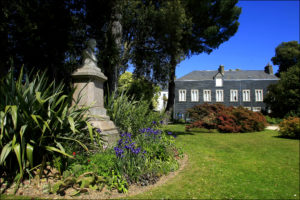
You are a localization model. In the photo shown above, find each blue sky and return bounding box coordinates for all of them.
[176,0,300,78]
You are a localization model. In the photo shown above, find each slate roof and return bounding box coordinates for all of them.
[176,70,279,81]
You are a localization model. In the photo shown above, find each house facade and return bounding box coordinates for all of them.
[174,64,279,119]
[156,89,168,111]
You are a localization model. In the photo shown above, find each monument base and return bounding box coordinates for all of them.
[91,116,119,148]
[72,63,119,148]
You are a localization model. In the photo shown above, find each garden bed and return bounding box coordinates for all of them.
[1,154,187,199]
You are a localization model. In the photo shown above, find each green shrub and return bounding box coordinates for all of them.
[265,116,282,125]
[112,126,180,185]
[86,150,117,177]
[279,117,300,138]
[0,68,102,185]
[186,103,267,133]
[105,90,163,136]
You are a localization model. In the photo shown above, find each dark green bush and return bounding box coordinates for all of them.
[265,116,282,125]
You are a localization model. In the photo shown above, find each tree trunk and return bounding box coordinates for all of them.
[110,5,122,93]
[166,55,177,114]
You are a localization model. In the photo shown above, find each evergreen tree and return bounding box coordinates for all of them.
[271,41,300,77]
[264,63,300,118]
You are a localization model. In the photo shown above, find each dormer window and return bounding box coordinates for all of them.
[216,78,223,87]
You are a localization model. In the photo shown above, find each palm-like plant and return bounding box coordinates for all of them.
[0,68,102,188]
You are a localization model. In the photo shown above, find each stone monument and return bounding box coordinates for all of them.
[72,39,119,146]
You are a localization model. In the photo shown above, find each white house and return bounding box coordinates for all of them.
[156,89,168,111]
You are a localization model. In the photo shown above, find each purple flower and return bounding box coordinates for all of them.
[167,131,172,135]
[114,147,124,157]
[152,121,157,124]
[160,120,163,124]
[96,128,101,133]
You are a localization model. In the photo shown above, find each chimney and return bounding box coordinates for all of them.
[218,65,224,75]
[264,63,273,75]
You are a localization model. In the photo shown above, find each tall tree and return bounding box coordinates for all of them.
[0,0,84,83]
[264,63,300,118]
[127,0,241,114]
[271,41,300,77]
[159,0,241,113]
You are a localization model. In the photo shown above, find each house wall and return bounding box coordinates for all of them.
[156,91,168,111]
[174,79,278,118]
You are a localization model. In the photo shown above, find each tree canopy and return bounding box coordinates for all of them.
[264,63,300,118]
[118,71,160,109]
[271,41,300,76]
[1,0,241,110]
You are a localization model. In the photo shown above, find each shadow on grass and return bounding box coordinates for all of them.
[163,127,195,136]
[174,131,195,136]
[272,135,300,140]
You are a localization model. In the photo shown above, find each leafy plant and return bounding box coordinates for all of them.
[105,89,163,136]
[0,68,102,188]
[106,170,128,193]
[114,132,147,182]
[279,117,300,138]
[265,116,283,125]
[186,103,267,133]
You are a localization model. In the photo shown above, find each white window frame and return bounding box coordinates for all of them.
[230,90,238,102]
[178,89,186,102]
[215,78,223,87]
[255,89,263,102]
[191,89,199,102]
[253,107,261,112]
[203,90,211,102]
[216,90,224,102]
[242,90,251,102]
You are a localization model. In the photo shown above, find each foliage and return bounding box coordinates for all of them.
[0,68,102,187]
[0,0,88,84]
[105,89,163,136]
[271,41,300,76]
[265,116,282,125]
[264,63,300,118]
[132,0,241,112]
[114,132,147,182]
[118,72,161,109]
[279,117,300,138]
[113,127,180,185]
[186,103,267,133]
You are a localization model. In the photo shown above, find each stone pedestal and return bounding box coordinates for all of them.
[72,65,119,147]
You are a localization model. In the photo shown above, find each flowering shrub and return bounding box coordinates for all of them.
[186,104,267,133]
[279,117,300,138]
[114,132,147,182]
[137,128,175,161]
[232,107,267,132]
[113,126,180,185]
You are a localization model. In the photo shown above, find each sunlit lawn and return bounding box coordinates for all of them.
[1,124,299,199]
[130,124,299,199]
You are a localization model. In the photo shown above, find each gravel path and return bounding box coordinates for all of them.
[266,125,279,131]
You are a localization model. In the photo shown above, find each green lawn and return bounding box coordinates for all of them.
[130,124,299,199]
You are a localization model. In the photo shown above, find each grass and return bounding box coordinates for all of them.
[1,124,299,199]
[130,124,299,199]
